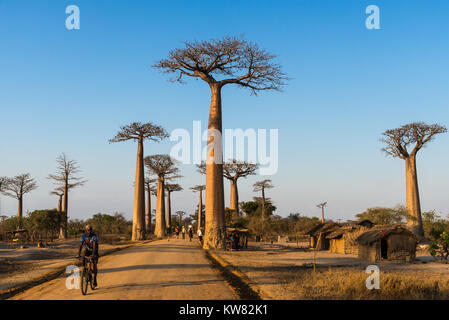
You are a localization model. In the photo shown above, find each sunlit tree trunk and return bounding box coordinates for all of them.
[198,190,203,229]
[146,189,151,234]
[166,191,172,229]
[58,195,63,213]
[405,155,423,236]
[204,84,226,249]
[17,197,23,221]
[132,138,146,241]
[261,187,265,234]
[229,179,239,213]
[60,184,68,239]
[155,176,166,238]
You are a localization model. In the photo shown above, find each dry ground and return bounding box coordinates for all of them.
[214,241,449,299]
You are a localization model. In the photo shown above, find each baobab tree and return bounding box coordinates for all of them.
[190,185,205,229]
[1,173,38,221]
[381,122,447,237]
[50,186,65,213]
[253,179,274,234]
[155,36,287,248]
[144,177,157,234]
[164,183,183,229]
[223,160,259,214]
[0,177,8,214]
[109,122,168,241]
[48,154,86,239]
[176,210,186,225]
[145,154,180,238]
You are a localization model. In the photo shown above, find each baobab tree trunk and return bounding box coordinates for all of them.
[229,179,239,213]
[405,155,424,237]
[155,176,166,238]
[198,190,203,229]
[132,138,146,241]
[58,195,63,213]
[145,189,151,234]
[166,191,172,229]
[261,188,265,234]
[60,185,68,239]
[204,84,226,249]
[17,197,23,219]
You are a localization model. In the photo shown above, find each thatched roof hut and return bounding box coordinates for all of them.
[304,223,342,250]
[326,220,375,254]
[355,225,417,262]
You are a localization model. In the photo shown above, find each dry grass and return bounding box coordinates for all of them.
[282,266,449,300]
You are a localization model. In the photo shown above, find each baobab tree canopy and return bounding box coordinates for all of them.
[145,154,180,178]
[109,122,169,143]
[165,183,183,193]
[223,160,259,180]
[253,179,274,192]
[154,36,288,93]
[381,122,447,159]
[1,174,38,200]
[47,154,87,190]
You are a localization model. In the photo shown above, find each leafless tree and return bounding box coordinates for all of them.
[48,153,87,239]
[253,179,274,234]
[145,154,180,238]
[110,122,168,241]
[165,183,183,229]
[176,210,186,224]
[155,36,288,248]
[381,122,447,236]
[1,174,38,221]
[190,185,206,229]
[223,160,259,213]
[316,202,327,224]
[144,177,157,234]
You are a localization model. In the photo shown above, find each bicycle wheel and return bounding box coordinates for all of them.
[80,269,89,295]
[89,271,95,290]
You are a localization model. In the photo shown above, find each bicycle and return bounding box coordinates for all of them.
[79,255,96,295]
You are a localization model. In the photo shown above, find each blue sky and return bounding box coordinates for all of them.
[0,0,448,221]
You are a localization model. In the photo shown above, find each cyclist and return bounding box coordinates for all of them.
[77,225,99,287]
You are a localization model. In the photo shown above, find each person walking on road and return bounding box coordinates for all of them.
[188,226,193,242]
[182,226,186,240]
[197,227,203,245]
[175,227,180,239]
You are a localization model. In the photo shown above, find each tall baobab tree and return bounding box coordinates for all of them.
[253,179,274,234]
[316,202,327,223]
[381,122,447,236]
[145,154,180,238]
[176,210,186,224]
[48,153,87,239]
[155,36,287,248]
[1,174,38,221]
[50,186,65,213]
[164,183,183,229]
[0,177,8,215]
[223,160,259,214]
[144,177,157,234]
[109,122,168,241]
[190,185,206,229]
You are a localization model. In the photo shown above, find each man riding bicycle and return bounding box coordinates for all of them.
[77,225,99,287]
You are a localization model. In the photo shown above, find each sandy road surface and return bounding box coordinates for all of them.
[11,238,236,300]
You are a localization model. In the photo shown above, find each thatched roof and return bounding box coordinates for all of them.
[326,220,375,239]
[355,225,416,245]
[303,223,341,236]
[226,227,249,234]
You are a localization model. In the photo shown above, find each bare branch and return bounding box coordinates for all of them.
[144,154,180,179]
[1,173,38,200]
[223,159,258,180]
[253,179,274,192]
[109,122,169,143]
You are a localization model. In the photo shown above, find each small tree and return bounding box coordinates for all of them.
[155,36,287,248]
[1,174,38,222]
[145,154,180,238]
[253,179,274,234]
[381,122,447,236]
[48,153,87,239]
[223,160,258,213]
[190,185,206,229]
[164,183,183,229]
[429,232,449,261]
[109,122,168,241]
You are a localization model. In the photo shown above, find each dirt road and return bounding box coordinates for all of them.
[10,238,236,300]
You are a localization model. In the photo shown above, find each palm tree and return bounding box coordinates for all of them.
[155,36,287,248]
[144,154,180,238]
[48,153,87,239]
[164,183,183,229]
[109,122,168,241]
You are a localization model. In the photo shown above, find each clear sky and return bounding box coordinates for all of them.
[0,0,448,222]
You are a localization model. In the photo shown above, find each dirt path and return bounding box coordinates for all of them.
[10,239,236,300]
